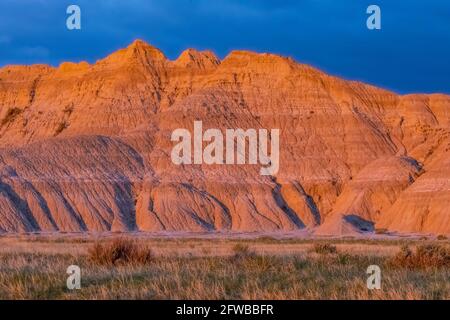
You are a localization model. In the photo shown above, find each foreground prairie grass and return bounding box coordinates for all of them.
[0,237,448,300]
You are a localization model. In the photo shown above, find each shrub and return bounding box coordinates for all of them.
[437,235,448,241]
[311,243,338,255]
[336,253,352,265]
[1,107,22,126]
[375,228,389,235]
[201,247,211,256]
[54,121,68,135]
[63,105,74,114]
[88,238,153,266]
[231,243,256,259]
[389,244,450,269]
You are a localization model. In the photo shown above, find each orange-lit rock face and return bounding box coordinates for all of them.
[0,40,448,234]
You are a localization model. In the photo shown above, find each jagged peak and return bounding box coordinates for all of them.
[224,50,292,63]
[57,61,90,73]
[0,64,54,80]
[97,39,167,66]
[0,64,54,73]
[221,50,296,75]
[127,39,163,54]
[173,48,220,69]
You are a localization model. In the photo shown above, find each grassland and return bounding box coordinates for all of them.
[0,235,448,300]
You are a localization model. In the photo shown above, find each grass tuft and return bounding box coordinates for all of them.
[231,243,256,259]
[88,238,153,266]
[389,244,450,269]
[310,243,338,255]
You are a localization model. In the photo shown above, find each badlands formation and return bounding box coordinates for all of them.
[0,40,448,235]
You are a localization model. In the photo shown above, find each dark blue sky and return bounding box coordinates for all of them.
[0,0,449,94]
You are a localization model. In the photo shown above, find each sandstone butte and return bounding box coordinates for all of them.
[0,39,448,236]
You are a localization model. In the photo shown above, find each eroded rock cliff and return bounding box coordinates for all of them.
[0,40,448,234]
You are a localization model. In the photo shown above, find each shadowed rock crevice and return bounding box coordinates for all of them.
[0,180,40,232]
[272,180,305,229]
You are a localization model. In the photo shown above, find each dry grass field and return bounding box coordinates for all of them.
[0,235,448,300]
